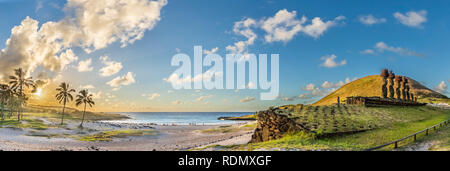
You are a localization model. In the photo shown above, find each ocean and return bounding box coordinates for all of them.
[103,112,254,125]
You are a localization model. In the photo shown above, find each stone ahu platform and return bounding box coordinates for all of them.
[250,109,310,143]
[346,96,426,107]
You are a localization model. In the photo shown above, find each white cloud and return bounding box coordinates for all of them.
[321,80,346,89]
[345,77,352,84]
[279,94,296,101]
[80,84,95,89]
[297,94,310,99]
[320,54,346,68]
[374,42,424,57]
[434,81,448,94]
[226,18,258,54]
[360,49,375,54]
[203,47,219,55]
[164,71,223,86]
[358,15,386,25]
[107,72,136,87]
[247,82,256,89]
[196,95,213,102]
[224,9,344,55]
[394,10,427,28]
[36,0,43,12]
[303,83,316,91]
[77,58,93,72]
[91,91,103,99]
[261,9,304,43]
[303,83,332,97]
[99,56,123,77]
[0,0,167,79]
[300,77,354,101]
[240,97,255,103]
[302,15,345,39]
[262,9,345,42]
[172,100,182,105]
[143,93,161,100]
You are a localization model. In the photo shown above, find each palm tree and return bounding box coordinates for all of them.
[75,90,95,127]
[55,83,76,125]
[9,68,35,121]
[0,84,12,121]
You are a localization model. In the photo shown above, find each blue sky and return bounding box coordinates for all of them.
[0,0,448,112]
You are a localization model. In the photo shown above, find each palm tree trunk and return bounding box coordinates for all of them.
[80,103,87,127]
[18,85,22,121]
[61,100,66,125]
[17,106,20,121]
[1,101,4,121]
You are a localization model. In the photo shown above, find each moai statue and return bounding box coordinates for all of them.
[381,69,389,98]
[388,71,395,98]
[337,96,340,107]
[411,93,415,103]
[406,85,411,101]
[402,77,408,101]
[395,76,402,100]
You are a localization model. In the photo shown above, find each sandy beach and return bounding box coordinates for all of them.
[0,116,255,151]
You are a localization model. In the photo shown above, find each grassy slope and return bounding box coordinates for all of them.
[218,106,450,151]
[397,123,450,151]
[24,104,129,121]
[200,122,257,134]
[313,75,448,106]
[220,114,257,121]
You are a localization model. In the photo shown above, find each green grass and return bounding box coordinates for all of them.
[78,129,158,142]
[396,122,450,151]
[215,106,450,151]
[426,125,450,151]
[26,130,75,139]
[200,122,257,134]
[0,117,53,130]
[25,104,130,121]
[0,111,128,128]
[221,114,257,120]
[418,97,450,105]
[281,105,396,135]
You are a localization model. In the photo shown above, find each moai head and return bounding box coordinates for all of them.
[381,69,389,78]
[389,70,395,79]
[395,75,402,83]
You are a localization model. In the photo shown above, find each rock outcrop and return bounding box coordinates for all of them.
[250,109,309,143]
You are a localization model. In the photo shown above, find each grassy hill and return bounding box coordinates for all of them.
[22,104,129,121]
[313,75,448,106]
[203,105,450,151]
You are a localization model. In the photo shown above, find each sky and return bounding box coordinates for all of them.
[0,0,449,112]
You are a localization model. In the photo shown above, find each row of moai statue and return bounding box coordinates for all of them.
[381,69,417,102]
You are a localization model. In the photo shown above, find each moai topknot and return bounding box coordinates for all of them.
[381,69,389,98]
[388,70,395,99]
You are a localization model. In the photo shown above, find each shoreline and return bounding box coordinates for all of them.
[0,114,256,151]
